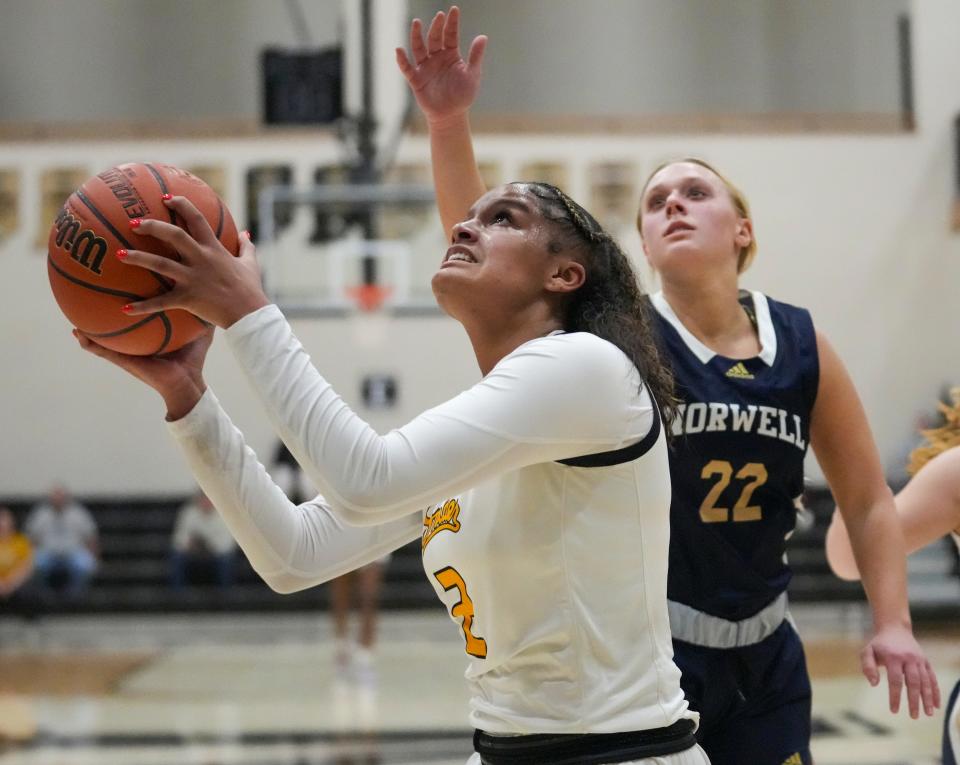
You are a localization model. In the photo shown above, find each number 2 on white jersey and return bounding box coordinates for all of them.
[433,566,488,658]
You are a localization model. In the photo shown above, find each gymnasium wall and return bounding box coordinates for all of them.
[417,0,909,116]
[0,0,342,123]
[0,0,909,121]
[0,0,958,496]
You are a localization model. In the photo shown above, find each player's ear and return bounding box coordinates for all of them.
[734,218,753,251]
[546,258,586,294]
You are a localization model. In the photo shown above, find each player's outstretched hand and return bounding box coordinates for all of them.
[396,6,487,128]
[861,624,940,718]
[74,325,213,422]
[116,196,268,329]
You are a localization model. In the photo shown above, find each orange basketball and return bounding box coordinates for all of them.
[48,162,239,355]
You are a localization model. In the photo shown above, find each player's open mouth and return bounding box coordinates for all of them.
[443,246,478,265]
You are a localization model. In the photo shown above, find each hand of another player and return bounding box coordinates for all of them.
[118,196,269,329]
[860,623,940,718]
[396,6,487,127]
[74,326,213,422]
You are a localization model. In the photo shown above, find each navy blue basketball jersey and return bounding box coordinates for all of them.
[652,291,819,621]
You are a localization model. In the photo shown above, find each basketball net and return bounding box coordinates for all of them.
[346,284,392,313]
[347,285,391,352]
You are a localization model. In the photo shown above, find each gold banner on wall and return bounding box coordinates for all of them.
[518,161,568,192]
[589,161,638,231]
[37,167,88,248]
[478,161,502,190]
[186,165,228,201]
[383,163,428,186]
[381,163,431,240]
[0,169,20,241]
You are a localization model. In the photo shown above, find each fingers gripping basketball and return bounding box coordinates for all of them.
[47,163,239,355]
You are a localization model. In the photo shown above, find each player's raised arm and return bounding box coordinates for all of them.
[396,6,488,235]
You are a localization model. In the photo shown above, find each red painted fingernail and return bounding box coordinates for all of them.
[116,248,128,260]
[161,193,173,201]
[121,304,133,313]
[129,218,142,228]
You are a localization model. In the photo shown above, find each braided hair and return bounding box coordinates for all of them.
[523,182,677,427]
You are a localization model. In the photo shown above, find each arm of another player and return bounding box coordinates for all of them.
[810,330,940,718]
[826,446,960,579]
[396,6,488,235]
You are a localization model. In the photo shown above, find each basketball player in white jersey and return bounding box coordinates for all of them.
[827,391,960,764]
[74,183,710,764]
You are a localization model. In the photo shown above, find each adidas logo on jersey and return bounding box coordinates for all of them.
[725,362,754,379]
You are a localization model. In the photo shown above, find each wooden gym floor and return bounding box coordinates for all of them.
[0,605,956,765]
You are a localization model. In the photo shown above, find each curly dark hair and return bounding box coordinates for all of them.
[522,182,677,427]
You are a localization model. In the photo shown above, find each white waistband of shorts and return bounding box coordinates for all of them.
[668,592,788,648]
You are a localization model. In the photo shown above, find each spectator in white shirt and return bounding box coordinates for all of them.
[170,490,237,590]
[25,485,98,600]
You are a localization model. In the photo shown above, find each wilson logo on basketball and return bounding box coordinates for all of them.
[52,207,108,275]
[97,167,148,219]
[422,499,462,550]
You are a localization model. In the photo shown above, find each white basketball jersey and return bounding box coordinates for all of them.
[171,307,695,737]
[421,425,693,734]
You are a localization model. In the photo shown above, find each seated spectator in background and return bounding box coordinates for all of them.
[0,506,35,613]
[170,490,237,591]
[25,486,98,600]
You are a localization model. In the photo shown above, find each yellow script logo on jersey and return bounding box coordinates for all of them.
[725,362,754,379]
[781,754,803,765]
[422,499,462,550]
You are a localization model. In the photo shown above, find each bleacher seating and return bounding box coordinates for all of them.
[2,489,956,617]
[2,497,433,614]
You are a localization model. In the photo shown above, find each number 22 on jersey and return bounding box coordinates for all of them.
[433,566,488,658]
[700,460,768,523]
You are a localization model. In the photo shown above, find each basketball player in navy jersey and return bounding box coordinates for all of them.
[636,157,939,763]
[828,393,960,764]
[396,7,939,764]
